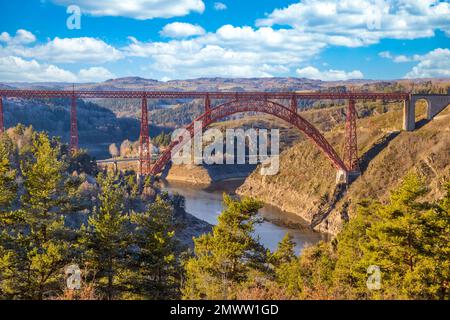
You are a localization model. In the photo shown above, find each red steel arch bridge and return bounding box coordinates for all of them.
[0,90,411,182]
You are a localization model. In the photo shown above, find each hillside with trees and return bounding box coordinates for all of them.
[2,98,169,159]
[1,77,449,300]
[0,125,448,299]
[183,175,449,299]
[0,125,209,299]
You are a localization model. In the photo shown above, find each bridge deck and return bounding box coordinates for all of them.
[0,90,409,101]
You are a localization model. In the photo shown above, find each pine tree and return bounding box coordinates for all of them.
[298,242,336,299]
[0,132,70,299]
[331,173,450,299]
[361,173,429,298]
[129,196,179,299]
[182,195,264,299]
[407,179,450,299]
[331,200,379,299]
[0,133,16,211]
[0,133,17,298]
[269,233,303,298]
[270,233,296,266]
[80,171,130,300]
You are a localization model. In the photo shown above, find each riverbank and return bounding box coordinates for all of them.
[159,179,327,253]
[175,209,213,249]
[163,164,331,236]
[163,163,257,185]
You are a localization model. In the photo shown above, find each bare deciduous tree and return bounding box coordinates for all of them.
[109,143,119,159]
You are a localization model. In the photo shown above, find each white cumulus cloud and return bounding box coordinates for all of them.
[379,51,415,63]
[379,48,450,78]
[123,25,324,79]
[78,67,116,82]
[51,0,205,20]
[160,22,205,38]
[257,0,450,47]
[0,33,123,64]
[296,66,364,81]
[0,56,115,82]
[404,48,450,78]
[0,56,76,82]
[214,2,227,11]
[3,1,449,82]
[0,29,36,45]
[120,0,450,80]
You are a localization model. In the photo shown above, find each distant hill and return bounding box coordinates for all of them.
[0,83,14,90]
[2,76,321,91]
[2,98,168,159]
[3,76,449,93]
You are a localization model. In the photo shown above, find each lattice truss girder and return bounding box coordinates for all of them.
[139,96,151,175]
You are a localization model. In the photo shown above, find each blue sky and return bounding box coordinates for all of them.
[0,0,449,82]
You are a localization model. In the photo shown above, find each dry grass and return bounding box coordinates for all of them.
[238,102,450,234]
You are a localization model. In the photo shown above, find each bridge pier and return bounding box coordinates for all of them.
[343,99,360,174]
[403,98,414,131]
[70,95,78,153]
[290,95,297,113]
[205,94,211,124]
[336,169,360,185]
[0,97,3,134]
[139,95,151,176]
[290,95,297,121]
[424,95,450,120]
[336,170,347,184]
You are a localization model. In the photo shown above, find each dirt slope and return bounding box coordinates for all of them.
[237,103,450,235]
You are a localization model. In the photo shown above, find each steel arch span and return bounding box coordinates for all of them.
[150,99,347,176]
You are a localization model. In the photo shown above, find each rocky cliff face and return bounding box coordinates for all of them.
[237,104,450,235]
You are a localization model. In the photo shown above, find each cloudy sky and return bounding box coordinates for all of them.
[0,0,449,82]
